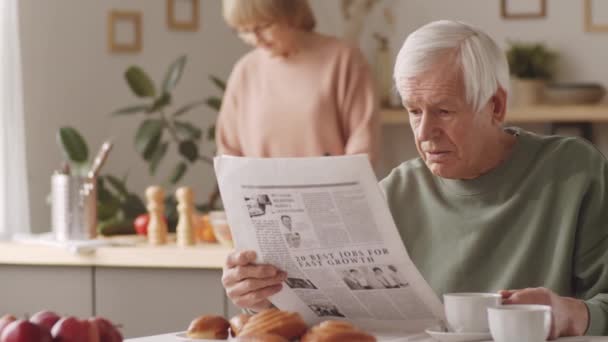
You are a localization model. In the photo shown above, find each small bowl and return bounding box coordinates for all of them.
[209,211,233,247]
[543,82,606,105]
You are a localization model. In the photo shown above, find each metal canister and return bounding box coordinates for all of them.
[51,174,97,241]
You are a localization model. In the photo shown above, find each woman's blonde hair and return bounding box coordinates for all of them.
[222,0,316,31]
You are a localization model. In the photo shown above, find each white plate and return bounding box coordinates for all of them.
[174,332,229,341]
[424,328,492,342]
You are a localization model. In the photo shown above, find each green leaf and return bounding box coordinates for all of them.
[209,75,226,92]
[57,126,89,164]
[162,55,187,93]
[96,177,121,221]
[179,140,199,162]
[125,66,156,98]
[112,104,150,116]
[97,199,121,221]
[174,121,202,140]
[195,203,212,212]
[205,97,222,111]
[122,193,147,220]
[135,119,163,160]
[148,93,172,113]
[105,175,129,197]
[149,142,168,175]
[96,177,111,202]
[506,41,557,80]
[207,124,216,141]
[169,162,188,184]
[172,100,206,117]
[164,195,178,232]
[143,134,162,161]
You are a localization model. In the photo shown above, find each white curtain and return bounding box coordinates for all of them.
[0,0,30,236]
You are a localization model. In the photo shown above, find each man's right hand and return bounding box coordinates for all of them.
[222,250,287,312]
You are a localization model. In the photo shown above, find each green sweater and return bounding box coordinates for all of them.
[380,128,608,335]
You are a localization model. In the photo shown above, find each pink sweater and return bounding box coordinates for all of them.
[216,32,379,165]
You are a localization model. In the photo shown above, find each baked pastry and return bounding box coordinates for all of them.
[229,313,252,336]
[239,308,308,340]
[301,320,376,342]
[186,315,230,339]
[235,333,288,342]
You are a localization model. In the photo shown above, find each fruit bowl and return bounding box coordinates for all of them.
[209,211,233,247]
[543,83,606,105]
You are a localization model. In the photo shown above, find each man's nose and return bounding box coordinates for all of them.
[416,112,439,141]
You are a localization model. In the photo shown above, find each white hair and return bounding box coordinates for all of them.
[394,20,510,113]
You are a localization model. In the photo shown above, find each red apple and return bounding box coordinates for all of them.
[0,315,17,337]
[133,214,149,235]
[89,317,123,342]
[29,310,61,332]
[51,316,98,342]
[88,320,100,342]
[0,319,52,342]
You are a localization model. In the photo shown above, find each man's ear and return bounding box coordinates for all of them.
[490,87,508,124]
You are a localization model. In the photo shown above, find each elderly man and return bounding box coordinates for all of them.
[221,20,608,338]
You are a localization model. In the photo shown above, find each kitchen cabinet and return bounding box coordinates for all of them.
[0,241,232,338]
[0,265,93,318]
[94,267,225,338]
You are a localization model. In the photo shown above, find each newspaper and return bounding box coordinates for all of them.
[214,154,445,336]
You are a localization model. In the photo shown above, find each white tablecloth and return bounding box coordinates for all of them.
[125,332,607,342]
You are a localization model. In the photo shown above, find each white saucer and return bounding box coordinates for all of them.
[174,332,229,341]
[424,327,492,342]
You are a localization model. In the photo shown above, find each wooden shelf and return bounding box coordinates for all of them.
[382,105,608,125]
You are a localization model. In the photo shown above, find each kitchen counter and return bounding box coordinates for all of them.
[0,237,238,337]
[0,238,231,269]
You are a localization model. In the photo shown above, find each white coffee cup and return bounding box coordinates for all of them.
[443,292,502,333]
[488,304,551,342]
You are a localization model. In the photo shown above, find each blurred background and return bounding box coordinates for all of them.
[15,0,608,232]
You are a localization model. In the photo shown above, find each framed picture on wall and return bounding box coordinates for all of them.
[167,0,200,31]
[501,0,547,19]
[585,0,608,32]
[107,10,142,53]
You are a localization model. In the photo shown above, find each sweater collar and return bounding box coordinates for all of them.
[436,127,530,196]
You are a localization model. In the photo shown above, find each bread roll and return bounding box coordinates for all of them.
[301,320,376,342]
[186,315,230,339]
[229,313,252,336]
[239,308,307,340]
[235,332,288,342]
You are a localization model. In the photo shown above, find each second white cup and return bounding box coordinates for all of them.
[488,304,551,342]
[443,292,502,333]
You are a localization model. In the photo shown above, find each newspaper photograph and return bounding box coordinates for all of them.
[214,154,445,335]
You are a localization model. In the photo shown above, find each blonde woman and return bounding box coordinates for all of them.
[217,0,379,165]
[219,0,380,312]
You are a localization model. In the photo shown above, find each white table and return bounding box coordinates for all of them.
[125,332,423,341]
[126,331,608,341]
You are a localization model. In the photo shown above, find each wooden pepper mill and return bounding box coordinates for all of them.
[176,186,195,247]
[146,186,168,245]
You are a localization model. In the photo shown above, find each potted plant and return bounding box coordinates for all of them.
[506,41,557,106]
[112,55,225,212]
[57,126,146,235]
[56,55,226,237]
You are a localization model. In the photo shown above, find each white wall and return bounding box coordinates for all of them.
[18,0,608,232]
[19,0,247,232]
[312,0,608,172]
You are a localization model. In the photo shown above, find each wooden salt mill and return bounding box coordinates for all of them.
[176,186,195,247]
[146,186,167,245]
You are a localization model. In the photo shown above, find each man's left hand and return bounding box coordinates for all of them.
[500,287,589,340]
